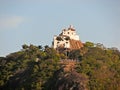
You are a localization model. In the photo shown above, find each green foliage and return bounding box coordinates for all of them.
[84,41,94,47]
[76,46,120,90]
[0,44,61,90]
[0,43,120,90]
[69,49,81,60]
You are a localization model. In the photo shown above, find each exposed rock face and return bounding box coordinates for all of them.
[45,60,88,90]
[54,71,88,90]
[59,60,76,72]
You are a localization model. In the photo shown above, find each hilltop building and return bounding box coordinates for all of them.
[52,25,83,50]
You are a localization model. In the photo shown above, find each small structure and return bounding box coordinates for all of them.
[52,25,83,50]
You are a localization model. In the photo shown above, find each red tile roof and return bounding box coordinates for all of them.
[69,39,83,50]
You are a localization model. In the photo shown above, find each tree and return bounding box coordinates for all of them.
[95,43,106,49]
[44,47,60,61]
[22,44,28,50]
[38,45,43,50]
[69,50,81,60]
[84,42,94,47]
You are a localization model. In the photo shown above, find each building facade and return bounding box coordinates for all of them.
[52,25,83,50]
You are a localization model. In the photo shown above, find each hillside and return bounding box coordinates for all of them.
[0,43,120,90]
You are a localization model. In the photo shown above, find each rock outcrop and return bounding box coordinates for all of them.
[45,60,88,90]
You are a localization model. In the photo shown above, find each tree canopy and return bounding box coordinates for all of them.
[0,43,120,90]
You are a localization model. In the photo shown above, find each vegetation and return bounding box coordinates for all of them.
[0,44,61,90]
[0,42,120,90]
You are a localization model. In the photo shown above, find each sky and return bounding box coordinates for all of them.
[0,0,120,56]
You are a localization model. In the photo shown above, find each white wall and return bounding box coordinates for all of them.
[53,27,80,49]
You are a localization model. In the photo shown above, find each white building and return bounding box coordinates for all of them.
[52,25,83,49]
